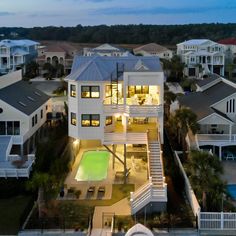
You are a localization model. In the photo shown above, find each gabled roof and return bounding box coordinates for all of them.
[0,81,50,115]
[125,223,154,236]
[134,43,171,54]
[67,56,162,82]
[195,74,221,87]
[92,43,125,52]
[179,81,236,121]
[177,39,213,46]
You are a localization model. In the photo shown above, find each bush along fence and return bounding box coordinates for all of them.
[174,151,236,231]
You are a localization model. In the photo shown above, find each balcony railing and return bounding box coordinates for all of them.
[103,104,162,116]
[196,134,236,145]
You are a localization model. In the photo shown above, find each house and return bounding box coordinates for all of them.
[0,70,51,178]
[83,43,130,57]
[218,38,236,64]
[66,55,167,214]
[177,39,225,78]
[0,39,39,74]
[36,42,78,75]
[178,74,236,160]
[133,43,173,60]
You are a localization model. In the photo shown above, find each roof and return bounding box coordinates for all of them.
[218,38,236,45]
[125,223,154,236]
[178,39,211,46]
[0,39,39,47]
[195,74,221,87]
[134,43,171,54]
[92,43,126,52]
[67,55,162,82]
[0,81,50,115]
[179,81,236,121]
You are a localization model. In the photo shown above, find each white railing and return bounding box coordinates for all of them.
[103,104,162,116]
[199,212,236,230]
[6,136,13,159]
[196,134,236,146]
[0,165,33,178]
[174,151,201,217]
[103,132,147,144]
[7,154,21,161]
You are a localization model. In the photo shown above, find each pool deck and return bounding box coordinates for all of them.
[64,143,148,200]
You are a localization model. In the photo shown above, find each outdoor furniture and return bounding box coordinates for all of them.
[98,186,105,193]
[87,186,95,198]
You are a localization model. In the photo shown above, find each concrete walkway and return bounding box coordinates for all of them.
[91,197,131,235]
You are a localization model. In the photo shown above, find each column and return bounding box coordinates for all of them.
[219,146,222,161]
[20,144,24,157]
[112,144,116,170]
[124,144,127,184]
[229,124,232,141]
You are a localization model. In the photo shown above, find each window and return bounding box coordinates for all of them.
[70,84,76,97]
[46,105,48,111]
[128,86,149,97]
[106,116,112,126]
[13,121,20,135]
[35,114,38,124]
[226,99,235,113]
[71,112,77,126]
[105,85,112,98]
[81,114,100,127]
[32,116,35,127]
[81,86,100,98]
[41,109,43,119]
[0,122,6,135]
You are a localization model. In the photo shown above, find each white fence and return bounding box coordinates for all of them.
[174,151,200,217]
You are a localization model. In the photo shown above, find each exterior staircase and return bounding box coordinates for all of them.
[130,132,167,215]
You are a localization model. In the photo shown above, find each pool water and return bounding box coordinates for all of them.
[227,184,236,200]
[75,151,110,181]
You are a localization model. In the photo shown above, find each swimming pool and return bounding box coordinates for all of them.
[75,151,110,181]
[227,184,236,200]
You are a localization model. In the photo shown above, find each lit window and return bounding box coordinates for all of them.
[81,86,100,98]
[70,84,76,97]
[106,116,112,126]
[71,112,77,126]
[105,85,112,98]
[81,114,100,127]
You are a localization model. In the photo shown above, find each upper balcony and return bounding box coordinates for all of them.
[103,95,162,117]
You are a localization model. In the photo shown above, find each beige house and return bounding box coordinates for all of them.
[133,43,173,60]
[37,42,78,75]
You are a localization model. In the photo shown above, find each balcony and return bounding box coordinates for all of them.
[196,134,236,146]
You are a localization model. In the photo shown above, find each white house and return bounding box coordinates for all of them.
[133,43,173,60]
[177,39,225,78]
[83,43,130,57]
[0,39,39,74]
[179,75,236,160]
[66,55,167,214]
[0,70,51,178]
[218,38,236,64]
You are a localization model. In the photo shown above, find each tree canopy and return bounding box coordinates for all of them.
[1,23,236,45]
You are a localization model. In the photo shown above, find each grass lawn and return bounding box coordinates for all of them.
[0,195,33,235]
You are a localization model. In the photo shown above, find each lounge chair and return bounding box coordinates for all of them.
[87,186,95,198]
[98,186,105,193]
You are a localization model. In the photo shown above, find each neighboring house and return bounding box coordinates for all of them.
[36,42,78,75]
[133,43,173,60]
[0,39,39,74]
[218,38,236,64]
[0,70,51,178]
[83,43,130,57]
[66,55,167,214]
[177,39,225,78]
[178,75,236,159]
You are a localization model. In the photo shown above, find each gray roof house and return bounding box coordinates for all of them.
[178,77,236,159]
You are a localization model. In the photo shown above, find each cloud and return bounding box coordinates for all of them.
[0,11,14,16]
[95,5,236,15]
[28,13,62,18]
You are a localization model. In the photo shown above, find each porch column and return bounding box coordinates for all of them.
[124,144,127,184]
[20,144,24,157]
[112,144,116,170]
[219,146,222,161]
[122,115,128,133]
[229,124,232,141]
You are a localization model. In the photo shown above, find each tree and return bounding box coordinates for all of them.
[43,63,55,80]
[187,150,224,211]
[27,172,51,218]
[164,90,176,118]
[24,61,39,79]
[174,108,199,153]
[169,55,185,82]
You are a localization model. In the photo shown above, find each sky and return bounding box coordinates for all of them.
[0,0,236,27]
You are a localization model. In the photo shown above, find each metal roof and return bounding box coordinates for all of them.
[67,56,162,82]
[178,39,211,46]
[0,39,39,47]
[0,81,50,115]
[179,81,236,121]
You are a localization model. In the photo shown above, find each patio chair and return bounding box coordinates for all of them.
[98,186,105,193]
[87,186,95,198]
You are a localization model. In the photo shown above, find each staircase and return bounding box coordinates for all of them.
[130,132,167,215]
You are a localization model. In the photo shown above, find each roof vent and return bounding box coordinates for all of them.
[27,96,35,101]
[18,101,27,107]
[34,91,41,97]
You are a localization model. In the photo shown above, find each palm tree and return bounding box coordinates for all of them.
[174,108,199,153]
[164,90,176,118]
[27,172,51,218]
[187,150,224,211]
